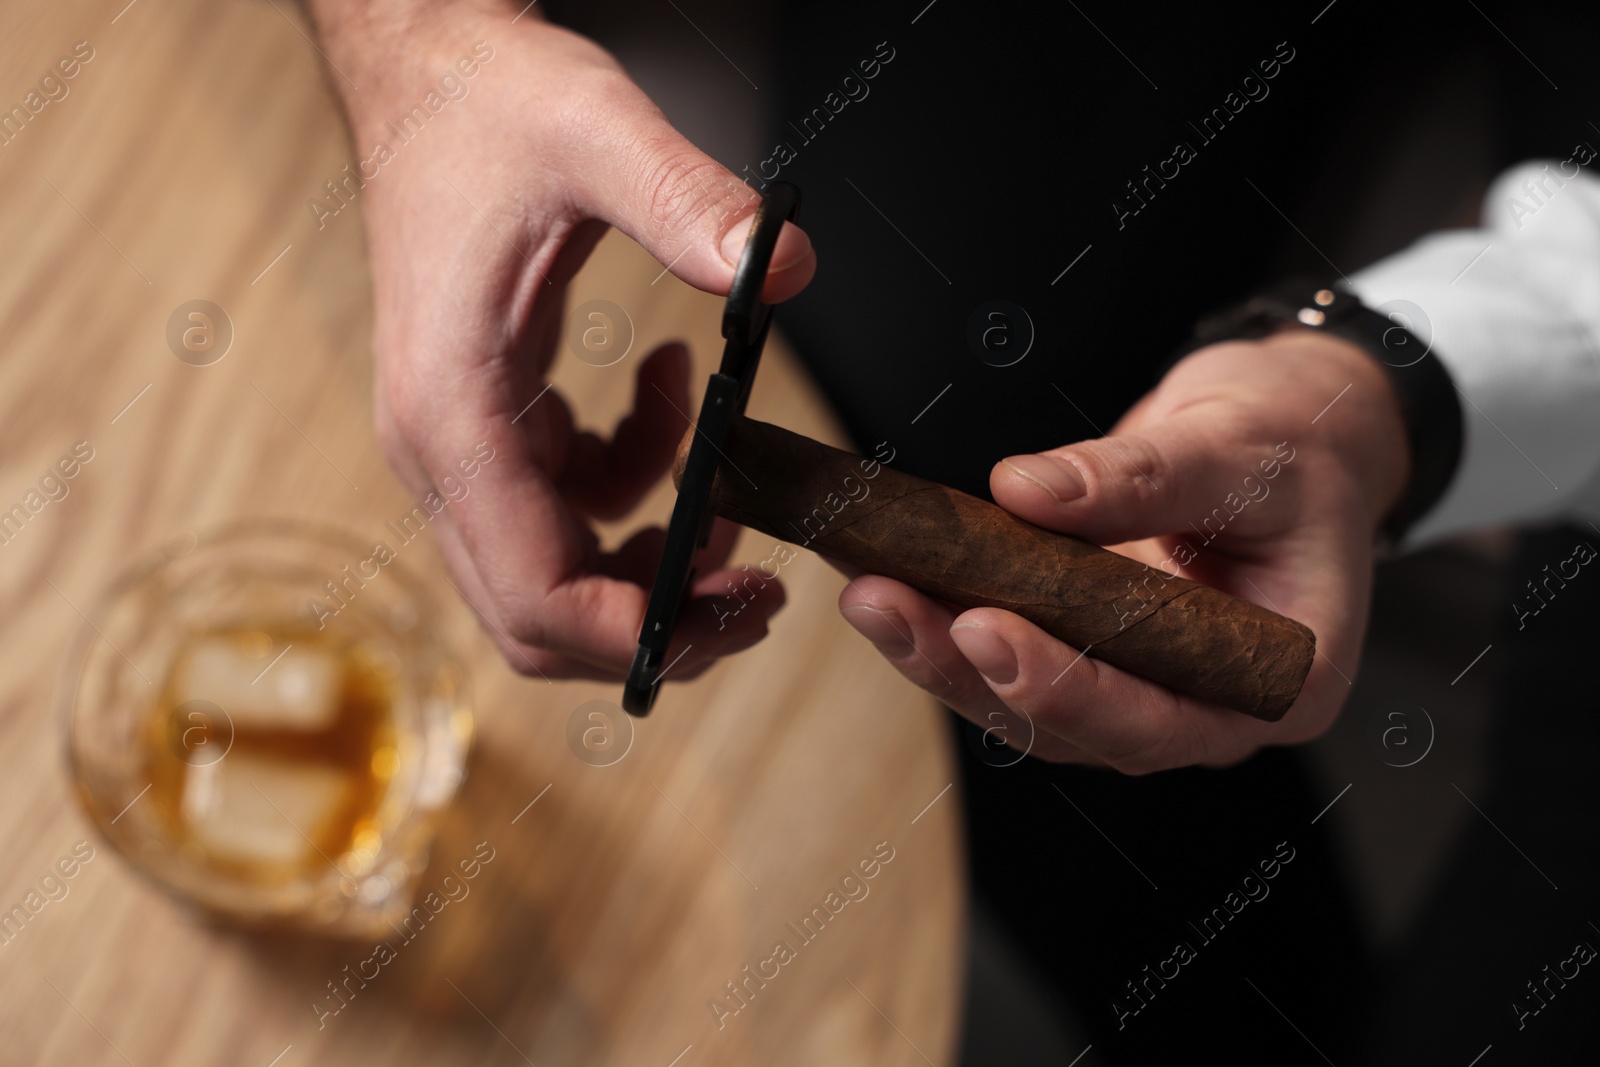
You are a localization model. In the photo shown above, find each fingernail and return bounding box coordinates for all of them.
[841,606,915,657]
[767,223,812,272]
[950,623,1018,685]
[719,215,755,266]
[719,217,811,271]
[1001,454,1085,503]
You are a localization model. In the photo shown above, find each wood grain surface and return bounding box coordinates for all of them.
[0,1,963,1064]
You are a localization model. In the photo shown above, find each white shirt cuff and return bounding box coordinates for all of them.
[1348,160,1600,545]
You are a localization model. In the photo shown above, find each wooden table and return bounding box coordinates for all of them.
[0,1,963,1063]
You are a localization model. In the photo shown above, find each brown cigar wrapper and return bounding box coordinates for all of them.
[674,417,1315,721]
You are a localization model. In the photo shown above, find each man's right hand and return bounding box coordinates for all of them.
[307,0,815,680]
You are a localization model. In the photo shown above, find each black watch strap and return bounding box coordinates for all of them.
[1180,280,1464,547]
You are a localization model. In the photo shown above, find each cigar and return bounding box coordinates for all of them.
[673,416,1315,721]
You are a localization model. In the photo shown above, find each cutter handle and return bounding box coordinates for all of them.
[674,417,1315,721]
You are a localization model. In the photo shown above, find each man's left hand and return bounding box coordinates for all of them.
[839,330,1410,772]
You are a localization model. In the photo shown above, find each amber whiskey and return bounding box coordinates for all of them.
[143,626,401,888]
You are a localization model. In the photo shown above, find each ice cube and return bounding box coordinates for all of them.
[174,637,343,731]
[182,752,350,866]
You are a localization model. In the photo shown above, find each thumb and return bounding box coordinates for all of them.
[576,98,815,302]
[990,420,1292,546]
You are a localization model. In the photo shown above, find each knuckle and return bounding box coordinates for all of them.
[637,146,735,229]
[1030,667,1098,744]
[549,67,636,164]
[889,649,940,690]
[1097,679,1193,776]
[556,31,628,78]
[887,644,961,699]
[556,65,629,124]
[1229,408,1278,448]
[499,607,547,652]
[503,644,552,679]
[492,583,558,654]
[1070,433,1168,508]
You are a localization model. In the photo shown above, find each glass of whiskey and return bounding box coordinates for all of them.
[59,521,473,938]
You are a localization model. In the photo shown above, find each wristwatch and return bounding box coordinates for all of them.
[1178,280,1464,549]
